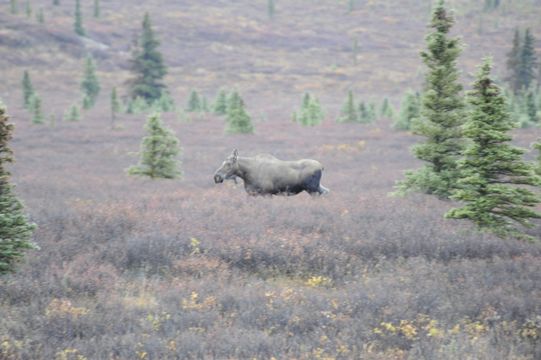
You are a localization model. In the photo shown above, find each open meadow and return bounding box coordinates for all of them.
[1,0,541,359]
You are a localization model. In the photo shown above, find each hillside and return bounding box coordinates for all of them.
[1,0,541,359]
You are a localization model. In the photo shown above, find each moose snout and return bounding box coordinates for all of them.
[214,174,224,183]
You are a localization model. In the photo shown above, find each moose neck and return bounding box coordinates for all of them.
[235,157,254,180]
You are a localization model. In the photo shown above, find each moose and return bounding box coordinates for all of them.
[213,149,329,196]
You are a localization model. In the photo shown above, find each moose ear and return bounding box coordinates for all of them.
[232,149,238,161]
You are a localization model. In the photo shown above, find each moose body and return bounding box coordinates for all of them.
[214,150,329,196]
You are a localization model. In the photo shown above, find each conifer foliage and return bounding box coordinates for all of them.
[394,0,465,199]
[21,70,34,109]
[0,102,36,274]
[226,92,254,134]
[393,91,421,131]
[446,60,541,240]
[81,56,100,109]
[74,0,85,36]
[128,13,168,105]
[128,114,182,179]
[213,89,228,115]
[338,90,358,123]
[293,93,324,126]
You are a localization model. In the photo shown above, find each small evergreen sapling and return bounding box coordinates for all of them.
[213,89,228,115]
[94,0,100,18]
[338,90,358,123]
[10,0,18,15]
[127,113,182,179]
[446,60,541,240]
[22,70,34,109]
[74,0,85,36]
[293,93,324,126]
[30,95,44,124]
[226,92,254,134]
[111,87,120,128]
[81,56,100,109]
[393,91,421,131]
[187,90,201,112]
[64,104,81,122]
[25,0,31,18]
[0,102,36,274]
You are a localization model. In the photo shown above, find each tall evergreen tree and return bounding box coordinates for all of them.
[128,13,167,104]
[21,71,34,109]
[213,89,228,115]
[226,92,254,134]
[81,56,100,109]
[74,0,85,36]
[506,29,522,94]
[127,113,182,179]
[338,90,358,123]
[0,102,36,274]
[518,28,537,91]
[394,0,465,199]
[111,87,120,128]
[446,60,541,239]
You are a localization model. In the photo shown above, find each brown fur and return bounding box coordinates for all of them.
[214,150,329,196]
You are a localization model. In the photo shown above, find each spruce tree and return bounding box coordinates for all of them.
[25,0,31,18]
[526,90,538,124]
[506,28,522,94]
[53,0,60,6]
[267,0,275,19]
[94,0,100,18]
[129,13,167,104]
[226,92,254,134]
[22,71,34,109]
[111,87,120,128]
[394,0,465,199]
[127,113,182,179]
[187,90,201,112]
[0,102,36,274]
[294,93,324,126]
[338,90,358,123]
[518,28,537,92]
[358,102,369,123]
[10,0,18,15]
[352,37,359,65]
[446,60,541,240]
[393,91,421,130]
[37,8,44,23]
[30,95,44,124]
[213,89,228,115]
[81,56,100,109]
[64,104,81,122]
[74,0,85,36]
